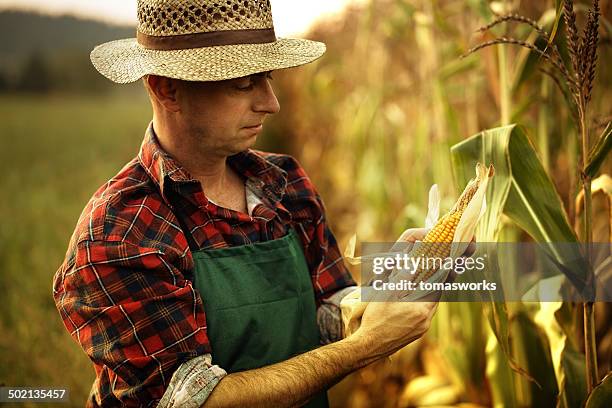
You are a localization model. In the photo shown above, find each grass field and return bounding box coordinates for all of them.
[0,92,153,406]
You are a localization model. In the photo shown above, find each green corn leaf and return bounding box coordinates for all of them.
[585,373,612,408]
[433,302,487,400]
[556,301,589,408]
[548,0,564,50]
[585,122,612,178]
[451,124,590,292]
[484,315,518,408]
[534,301,588,408]
[512,8,559,91]
[510,310,559,406]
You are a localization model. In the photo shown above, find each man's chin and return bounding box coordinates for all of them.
[244,133,260,146]
[229,139,257,155]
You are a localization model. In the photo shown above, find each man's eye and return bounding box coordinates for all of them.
[235,73,272,91]
[235,78,253,91]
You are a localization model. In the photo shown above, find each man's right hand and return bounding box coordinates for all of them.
[202,299,438,408]
[351,300,438,359]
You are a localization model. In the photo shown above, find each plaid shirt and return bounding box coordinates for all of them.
[53,123,355,407]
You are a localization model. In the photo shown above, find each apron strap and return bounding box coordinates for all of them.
[175,213,200,253]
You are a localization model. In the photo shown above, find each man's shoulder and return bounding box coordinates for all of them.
[68,157,175,248]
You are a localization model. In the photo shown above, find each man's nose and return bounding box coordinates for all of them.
[253,78,280,114]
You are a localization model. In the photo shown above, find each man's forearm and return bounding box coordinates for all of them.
[203,333,381,408]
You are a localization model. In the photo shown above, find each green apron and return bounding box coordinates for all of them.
[190,228,329,408]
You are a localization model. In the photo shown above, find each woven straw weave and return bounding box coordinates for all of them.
[138,0,273,36]
[91,0,325,83]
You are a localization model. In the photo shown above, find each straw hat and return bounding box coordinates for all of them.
[91,0,326,83]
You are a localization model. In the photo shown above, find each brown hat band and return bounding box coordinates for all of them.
[137,28,277,50]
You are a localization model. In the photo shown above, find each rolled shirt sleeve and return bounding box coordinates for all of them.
[306,194,358,343]
[52,239,222,406]
[317,286,357,344]
[157,354,226,408]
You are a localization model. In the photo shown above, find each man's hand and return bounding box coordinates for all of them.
[344,228,479,357]
[352,299,438,359]
[204,301,436,408]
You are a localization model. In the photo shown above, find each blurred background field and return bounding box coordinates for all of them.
[0,0,611,407]
[0,94,152,405]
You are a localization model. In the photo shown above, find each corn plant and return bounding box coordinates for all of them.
[459,0,610,399]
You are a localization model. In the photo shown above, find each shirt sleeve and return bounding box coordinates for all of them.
[316,286,357,344]
[52,239,222,406]
[157,354,226,408]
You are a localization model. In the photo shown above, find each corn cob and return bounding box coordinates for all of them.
[410,163,494,283]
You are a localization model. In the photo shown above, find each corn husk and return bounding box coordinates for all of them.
[341,163,494,336]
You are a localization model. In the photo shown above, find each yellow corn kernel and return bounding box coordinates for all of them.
[410,165,491,283]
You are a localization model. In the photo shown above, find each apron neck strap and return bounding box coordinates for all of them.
[175,213,200,252]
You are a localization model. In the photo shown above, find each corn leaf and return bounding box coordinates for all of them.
[512,8,560,91]
[510,310,559,406]
[432,302,487,402]
[451,124,590,292]
[585,122,612,178]
[585,373,612,408]
[547,0,565,51]
[554,301,589,408]
[534,301,585,408]
[484,317,518,408]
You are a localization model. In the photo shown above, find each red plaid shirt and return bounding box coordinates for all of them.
[53,123,355,407]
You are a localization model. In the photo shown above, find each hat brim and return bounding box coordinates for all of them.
[90,37,326,83]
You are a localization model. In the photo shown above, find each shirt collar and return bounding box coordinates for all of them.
[137,122,288,206]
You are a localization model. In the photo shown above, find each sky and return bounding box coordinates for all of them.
[0,0,366,36]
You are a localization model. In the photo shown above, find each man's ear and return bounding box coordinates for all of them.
[147,75,181,113]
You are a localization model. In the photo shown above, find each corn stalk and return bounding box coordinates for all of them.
[563,0,600,393]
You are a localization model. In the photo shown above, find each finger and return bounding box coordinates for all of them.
[405,299,438,311]
[423,301,439,316]
[418,228,431,240]
[397,229,413,242]
[398,229,418,243]
[419,289,442,303]
[398,228,429,243]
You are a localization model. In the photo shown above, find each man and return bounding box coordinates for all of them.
[53,1,445,406]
